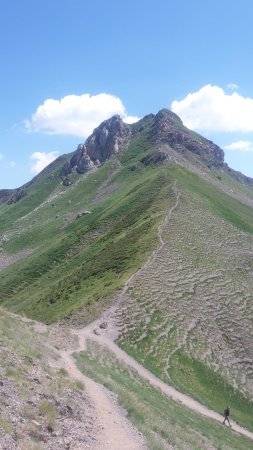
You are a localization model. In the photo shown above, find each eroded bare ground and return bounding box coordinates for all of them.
[0,249,34,272]
[115,189,253,395]
[58,186,253,442]
[2,177,253,447]
[160,143,253,208]
[0,313,100,450]
[0,312,147,450]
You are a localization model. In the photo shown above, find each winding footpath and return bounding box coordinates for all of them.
[62,184,253,443]
[60,346,146,450]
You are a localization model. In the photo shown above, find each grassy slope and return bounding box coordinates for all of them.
[0,136,175,323]
[0,308,95,449]
[118,165,253,431]
[75,340,253,450]
[1,128,253,436]
[0,155,71,234]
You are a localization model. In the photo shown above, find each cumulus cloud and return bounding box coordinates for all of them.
[224,140,253,152]
[30,151,59,174]
[123,115,140,124]
[171,84,253,133]
[25,93,139,138]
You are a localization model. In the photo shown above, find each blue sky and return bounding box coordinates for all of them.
[1,0,253,188]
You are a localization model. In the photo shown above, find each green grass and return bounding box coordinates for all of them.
[170,350,253,431]
[119,341,253,433]
[1,130,253,324]
[1,121,253,444]
[174,165,253,234]
[0,136,176,323]
[0,154,71,234]
[75,340,253,450]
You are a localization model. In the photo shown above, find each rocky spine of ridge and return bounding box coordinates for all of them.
[149,109,253,184]
[0,189,15,204]
[1,109,253,204]
[148,109,225,168]
[0,188,26,205]
[61,115,131,176]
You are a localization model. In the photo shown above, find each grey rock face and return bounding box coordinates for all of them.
[70,145,95,174]
[85,115,131,164]
[7,189,26,205]
[63,115,131,177]
[150,109,225,168]
[0,189,15,205]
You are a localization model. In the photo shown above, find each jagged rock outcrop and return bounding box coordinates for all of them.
[62,115,131,176]
[7,188,26,204]
[69,144,95,174]
[85,114,131,162]
[0,189,15,205]
[149,109,225,168]
[1,108,253,207]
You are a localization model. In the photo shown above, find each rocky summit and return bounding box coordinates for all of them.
[1,109,252,204]
[64,109,225,176]
[59,108,253,185]
[61,114,131,176]
[1,109,253,450]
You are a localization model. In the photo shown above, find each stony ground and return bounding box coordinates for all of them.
[0,311,100,450]
[0,310,147,450]
[1,161,253,448]
[115,189,253,396]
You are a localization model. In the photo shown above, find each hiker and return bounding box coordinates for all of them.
[223,406,231,427]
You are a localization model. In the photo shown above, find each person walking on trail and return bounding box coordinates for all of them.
[223,406,231,427]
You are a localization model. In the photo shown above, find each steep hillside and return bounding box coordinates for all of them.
[116,167,253,427]
[1,109,253,444]
[0,308,99,449]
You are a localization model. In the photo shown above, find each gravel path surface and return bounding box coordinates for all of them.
[70,185,253,442]
[59,343,147,450]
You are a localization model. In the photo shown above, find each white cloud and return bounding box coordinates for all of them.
[227,83,239,90]
[171,84,253,133]
[0,153,3,160]
[30,151,59,174]
[25,93,139,138]
[123,115,140,124]
[224,140,253,152]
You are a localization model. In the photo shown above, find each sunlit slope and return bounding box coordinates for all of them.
[117,166,253,427]
[75,340,253,450]
[1,115,253,433]
[0,154,73,233]
[0,136,177,323]
[0,308,97,448]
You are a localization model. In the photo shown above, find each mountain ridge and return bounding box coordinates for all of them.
[1,109,252,205]
[1,106,253,446]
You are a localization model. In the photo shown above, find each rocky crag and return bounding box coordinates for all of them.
[2,109,252,205]
[61,115,131,177]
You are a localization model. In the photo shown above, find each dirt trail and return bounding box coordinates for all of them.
[78,328,253,441]
[70,185,253,442]
[59,342,147,450]
[112,183,181,319]
[9,183,253,445]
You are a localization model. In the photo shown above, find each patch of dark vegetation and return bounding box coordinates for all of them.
[141,151,168,166]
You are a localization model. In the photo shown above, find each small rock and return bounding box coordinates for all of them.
[47,425,54,433]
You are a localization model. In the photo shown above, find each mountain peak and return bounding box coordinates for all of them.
[62,114,131,176]
[149,108,225,168]
[155,108,183,126]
